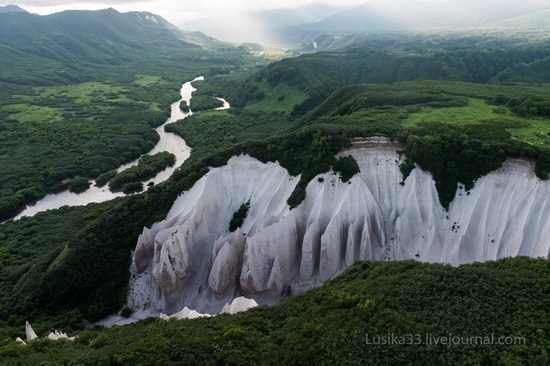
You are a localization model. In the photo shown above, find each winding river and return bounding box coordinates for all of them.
[13,77,227,220]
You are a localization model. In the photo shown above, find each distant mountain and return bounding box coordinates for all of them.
[180,4,348,45]
[0,8,204,53]
[182,0,550,46]
[489,8,550,29]
[292,0,550,50]
[0,4,27,13]
[295,0,550,33]
[0,8,224,85]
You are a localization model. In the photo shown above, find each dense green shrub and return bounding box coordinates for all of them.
[400,129,506,209]
[507,94,550,117]
[0,187,46,220]
[109,152,175,192]
[94,170,117,187]
[120,307,133,318]
[180,100,189,112]
[229,200,250,231]
[0,196,23,221]
[68,177,91,193]
[122,182,143,194]
[190,95,224,112]
[333,155,360,182]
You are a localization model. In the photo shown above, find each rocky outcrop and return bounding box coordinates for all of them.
[158,296,258,321]
[221,297,258,314]
[26,321,37,342]
[128,147,550,316]
[128,155,299,315]
[47,330,76,341]
[160,307,211,321]
[21,321,75,342]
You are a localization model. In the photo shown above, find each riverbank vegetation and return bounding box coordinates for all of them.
[179,100,190,112]
[0,113,159,220]
[94,170,117,188]
[189,95,224,112]
[108,152,176,192]
[68,177,91,193]
[0,183,180,340]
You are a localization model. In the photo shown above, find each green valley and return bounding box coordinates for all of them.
[0,8,250,220]
[0,4,548,365]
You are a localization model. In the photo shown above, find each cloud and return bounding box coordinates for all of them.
[7,0,365,15]
[9,0,541,36]
[9,0,144,5]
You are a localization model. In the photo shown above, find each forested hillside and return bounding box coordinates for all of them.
[1,258,548,365]
[216,36,550,117]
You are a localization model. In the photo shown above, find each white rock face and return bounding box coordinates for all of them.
[22,321,75,342]
[128,148,550,316]
[157,296,257,320]
[47,330,76,341]
[160,307,212,321]
[25,321,37,342]
[221,297,259,314]
[128,155,299,315]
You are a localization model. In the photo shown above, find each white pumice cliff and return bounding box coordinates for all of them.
[128,144,550,316]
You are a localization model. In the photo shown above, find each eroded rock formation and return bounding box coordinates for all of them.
[128,146,550,316]
[21,321,75,342]
[25,321,37,342]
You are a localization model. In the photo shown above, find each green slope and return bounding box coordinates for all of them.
[0,8,233,85]
[216,38,550,116]
[1,258,547,365]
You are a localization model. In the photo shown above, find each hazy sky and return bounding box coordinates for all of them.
[3,0,367,23]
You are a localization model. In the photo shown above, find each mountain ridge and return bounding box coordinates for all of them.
[0,4,27,13]
[181,0,550,45]
[295,0,550,33]
[0,7,227,86]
